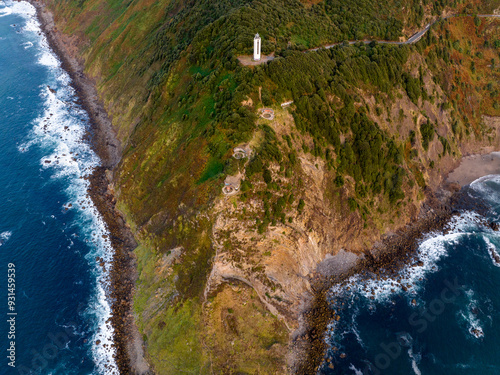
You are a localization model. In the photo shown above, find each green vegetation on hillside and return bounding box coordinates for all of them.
[258,45,411,202]
[45,0,500,371]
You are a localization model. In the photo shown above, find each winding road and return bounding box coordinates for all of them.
[312,14,500,51]
[238,13,500,65]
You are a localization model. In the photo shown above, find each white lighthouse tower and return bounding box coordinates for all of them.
[253,33,261,61]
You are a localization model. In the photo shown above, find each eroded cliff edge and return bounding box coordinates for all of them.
[30,0,500,372]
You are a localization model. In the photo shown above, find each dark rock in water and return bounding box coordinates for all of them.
[470,328,483,338]
[488,247,500,264]
[296,181,495,374]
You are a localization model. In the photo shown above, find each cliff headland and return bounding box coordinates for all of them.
[28,0,500,372]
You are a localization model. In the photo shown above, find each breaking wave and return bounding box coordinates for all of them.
[7,1,118,373]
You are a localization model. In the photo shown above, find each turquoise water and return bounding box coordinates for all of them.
[0,1,117,374]
[322,177,500,374]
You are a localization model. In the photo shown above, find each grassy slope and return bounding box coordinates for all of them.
[45,0,500,372]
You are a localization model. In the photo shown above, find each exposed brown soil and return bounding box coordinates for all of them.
[29,1,150,373]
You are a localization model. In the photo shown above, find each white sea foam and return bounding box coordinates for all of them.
[38,47,60,67]
[0,231,12,245]
[470,174,500,192]
[1,231,12,240]
[458,289,484,339]
[329,212,482,303]
[326,208,494,371]
[325,209,490,372]
[0,7,11,17]
[329,232,455,302]
[9,2,118,373]
[456,362,474,369]
[349,364,363,374]
[483,236,500,267]
[350,308,365,349]
[408,348,422,375]
[469,175,500,208]
[5,0,35,17]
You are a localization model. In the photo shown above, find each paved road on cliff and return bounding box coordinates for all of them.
[311,14,500,51]
[239,14,499,66]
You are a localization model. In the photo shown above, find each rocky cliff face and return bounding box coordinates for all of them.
[36,0,500,372]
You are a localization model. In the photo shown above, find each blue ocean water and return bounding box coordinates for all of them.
[0,1,117,374]
[322,177,500,375]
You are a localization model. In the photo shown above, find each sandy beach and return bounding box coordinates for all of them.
[446,152,500,186]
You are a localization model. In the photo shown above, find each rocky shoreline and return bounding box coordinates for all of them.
[28,1,150,373]
[88,168,151,374]
[26,1,500,374]
[293,184,495,374]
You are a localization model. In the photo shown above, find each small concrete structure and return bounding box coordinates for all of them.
[260,108,275,120]
[281,101,294,108]
[237,53,275,66]
[253,33,261,61]
[232,144,252,159]
[222,174,241,196]
[233,148,247,159]
[222,185,238,195]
